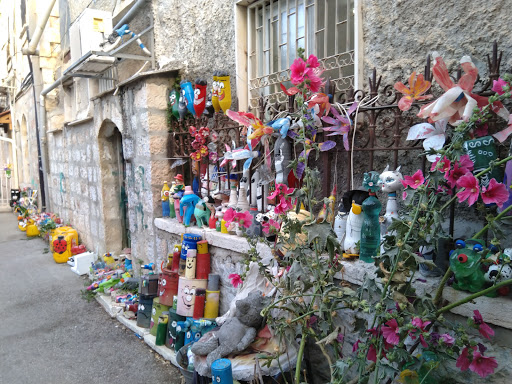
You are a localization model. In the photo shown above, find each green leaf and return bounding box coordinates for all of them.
[304,221,336,251]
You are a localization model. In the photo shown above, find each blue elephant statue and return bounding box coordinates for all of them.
[180,193,201,227]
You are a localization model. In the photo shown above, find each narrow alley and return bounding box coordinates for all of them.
[0,212,180,384]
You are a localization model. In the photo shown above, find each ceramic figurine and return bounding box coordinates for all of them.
[194,200,210,228]
[333,200,350,246]
[194,78,207,117]
[343,190,370,257]
[379,165,403,252]
[227,185,238,209]
[211,71,221,113]
[172,175,185,223]
[485,263,512,296]
[180,186,201,227]
[360,171,382,262]
[217,71,232,113]
[275,136,292,185]
[204,196,217,229]
[161,181,171,217]
[169,180,177,219]
[449,239,492,294]
[236,186,250,212]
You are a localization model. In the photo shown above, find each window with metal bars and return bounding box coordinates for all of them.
[247,0,355,112]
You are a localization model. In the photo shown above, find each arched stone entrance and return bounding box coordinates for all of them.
[98,120,129,254]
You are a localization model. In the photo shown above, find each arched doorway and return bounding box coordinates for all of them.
[98,121,129,254]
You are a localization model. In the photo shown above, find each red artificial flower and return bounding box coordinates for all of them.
[290,58,309,85]
[229,273,243,288]
[280,83,300,96]
[469,350,498,378]
[456,173,480,206]
[473,310,495,339]
[381,318,400,345]
[431,156,451,173]
[456,346,472,371]
[492,78,508,95]
[481,178,509,208]
[401,170,425,189]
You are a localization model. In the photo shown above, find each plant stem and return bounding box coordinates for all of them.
[436,278,512,315]
[433,267,453,306]
[473,204,512,239]
[295,332,307,384]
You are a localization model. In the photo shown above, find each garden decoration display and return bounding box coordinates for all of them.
[449,239,495,295]
[217,71,231,113]
[407,119,447,163]
[204,196,218,229]
[379,165,403,251]
[343,189,370,257]
[189,126,209,162]
[194,78,207,117]
[161,181,171,217]
[360,171,383,262]
[191,291,266,371]
[180,186,201,227]
[169,88,180,120]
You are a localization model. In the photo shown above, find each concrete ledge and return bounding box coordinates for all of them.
[442,287,512,329]
[116,313,150,337]
[154,217,273,264]
[95,293,123,318]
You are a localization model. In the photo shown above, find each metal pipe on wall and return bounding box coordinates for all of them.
[22,0,57,55]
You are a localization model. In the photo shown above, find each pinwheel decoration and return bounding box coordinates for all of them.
[321,102,358,151]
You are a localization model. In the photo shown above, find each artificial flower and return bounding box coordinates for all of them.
[401,170,425,189]
[418,54,509,126]
[494,114,512,143]
[280,83,300,96]
[407,120,447,162]
[199,145,208,157]
[473,310,495,339]
[307,93,330,117]
[226,109,272,149]
[237,210,254,229]
[306,54,320,69]
[261,219,280,235]
[290,58,308,84]
[322,103,357,151]
[491,78,508,95]
[440,333,455,346]
[296,138,336,179]
[469,350,498,378]
[190,151,201,161]
[229,273,243,288]
[381,318,400,345]
[394,71,433,111]
[271,117,291,139]
[456,173,480,206]
[481,178,509,208]
[456,346,472,371]
[430,156,451,173]
[209,152,218,162]
[268,183,295,214]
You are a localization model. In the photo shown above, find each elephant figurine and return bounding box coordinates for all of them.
[194,201,210,228]
[180,187,201,227]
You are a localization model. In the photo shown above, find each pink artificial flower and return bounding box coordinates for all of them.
[456,347,472,371]
[381,319,400,345]
[229,273,243,288]
[237,210,254,229]
[456,173,480,206]
[481,178,509,208]
[223,208,236,226]
[492,78,508,95]
[307,68,325,93]
[262,219,280,235]
[440,333,455,346]
[306,54,320,69]
[473,310,495,339]
[268,184,295,215]
[290,58,309,85]
[401,170,425,189]
[469,350,498,378]
[431,156,451,173]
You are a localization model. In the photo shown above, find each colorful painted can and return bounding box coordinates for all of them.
[158,268,179,306]
[196,253,211,280]
[155,313,169,346]
[196,240,208,254]
[136,294,155,328]
[204,290,220,319]
[185,249,197,279]
[176,277,207,317]
[166,308,185,351]
[212,358,233,384]
[150,297,170,336]
[192,288,206,319]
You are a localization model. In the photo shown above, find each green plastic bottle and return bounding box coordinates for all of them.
[359,171,382,263]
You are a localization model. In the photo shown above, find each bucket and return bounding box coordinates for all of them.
[158,269,179,306]
[176,344,195,384]
[136,294,155,328]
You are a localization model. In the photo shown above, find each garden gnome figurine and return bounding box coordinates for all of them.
[379,165,403,253]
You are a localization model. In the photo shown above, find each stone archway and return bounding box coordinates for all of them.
[98,120,129,255]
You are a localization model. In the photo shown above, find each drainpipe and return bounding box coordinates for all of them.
[113,0,148,30]
[22,0,56,55]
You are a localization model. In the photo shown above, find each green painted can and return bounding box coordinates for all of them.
[166,308,185,351]
[150,298,170,336]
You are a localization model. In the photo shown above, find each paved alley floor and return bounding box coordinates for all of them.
[0,212,181,384]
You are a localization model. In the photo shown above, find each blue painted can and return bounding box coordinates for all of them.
[211,358,233,384]
[180,233,202,260]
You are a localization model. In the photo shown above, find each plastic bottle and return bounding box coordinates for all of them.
[359,192,382,262]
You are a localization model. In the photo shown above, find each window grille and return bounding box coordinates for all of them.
[247,0,355,111]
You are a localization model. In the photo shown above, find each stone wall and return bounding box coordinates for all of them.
[361,0,512,86]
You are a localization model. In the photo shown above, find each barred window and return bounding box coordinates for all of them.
[247,0,356,111]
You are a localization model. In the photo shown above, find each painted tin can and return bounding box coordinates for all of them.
[176,277,207,317]
[196,253,211,280]
[150,297,170,336]
[212,358,233,384]
[158,268,179,306]
[136,294,154,328]
[166,308,185,351]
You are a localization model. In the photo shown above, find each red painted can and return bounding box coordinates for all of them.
[171,250,181,272]
[193,289,206,319]
[126,304,138,312]
[196,253,211,280]
[158,269,179,306]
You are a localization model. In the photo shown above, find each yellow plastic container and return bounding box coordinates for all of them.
[18,222,27,232]
[49,226,73,252]
[26,224,40,237]
[52,227,78,264]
